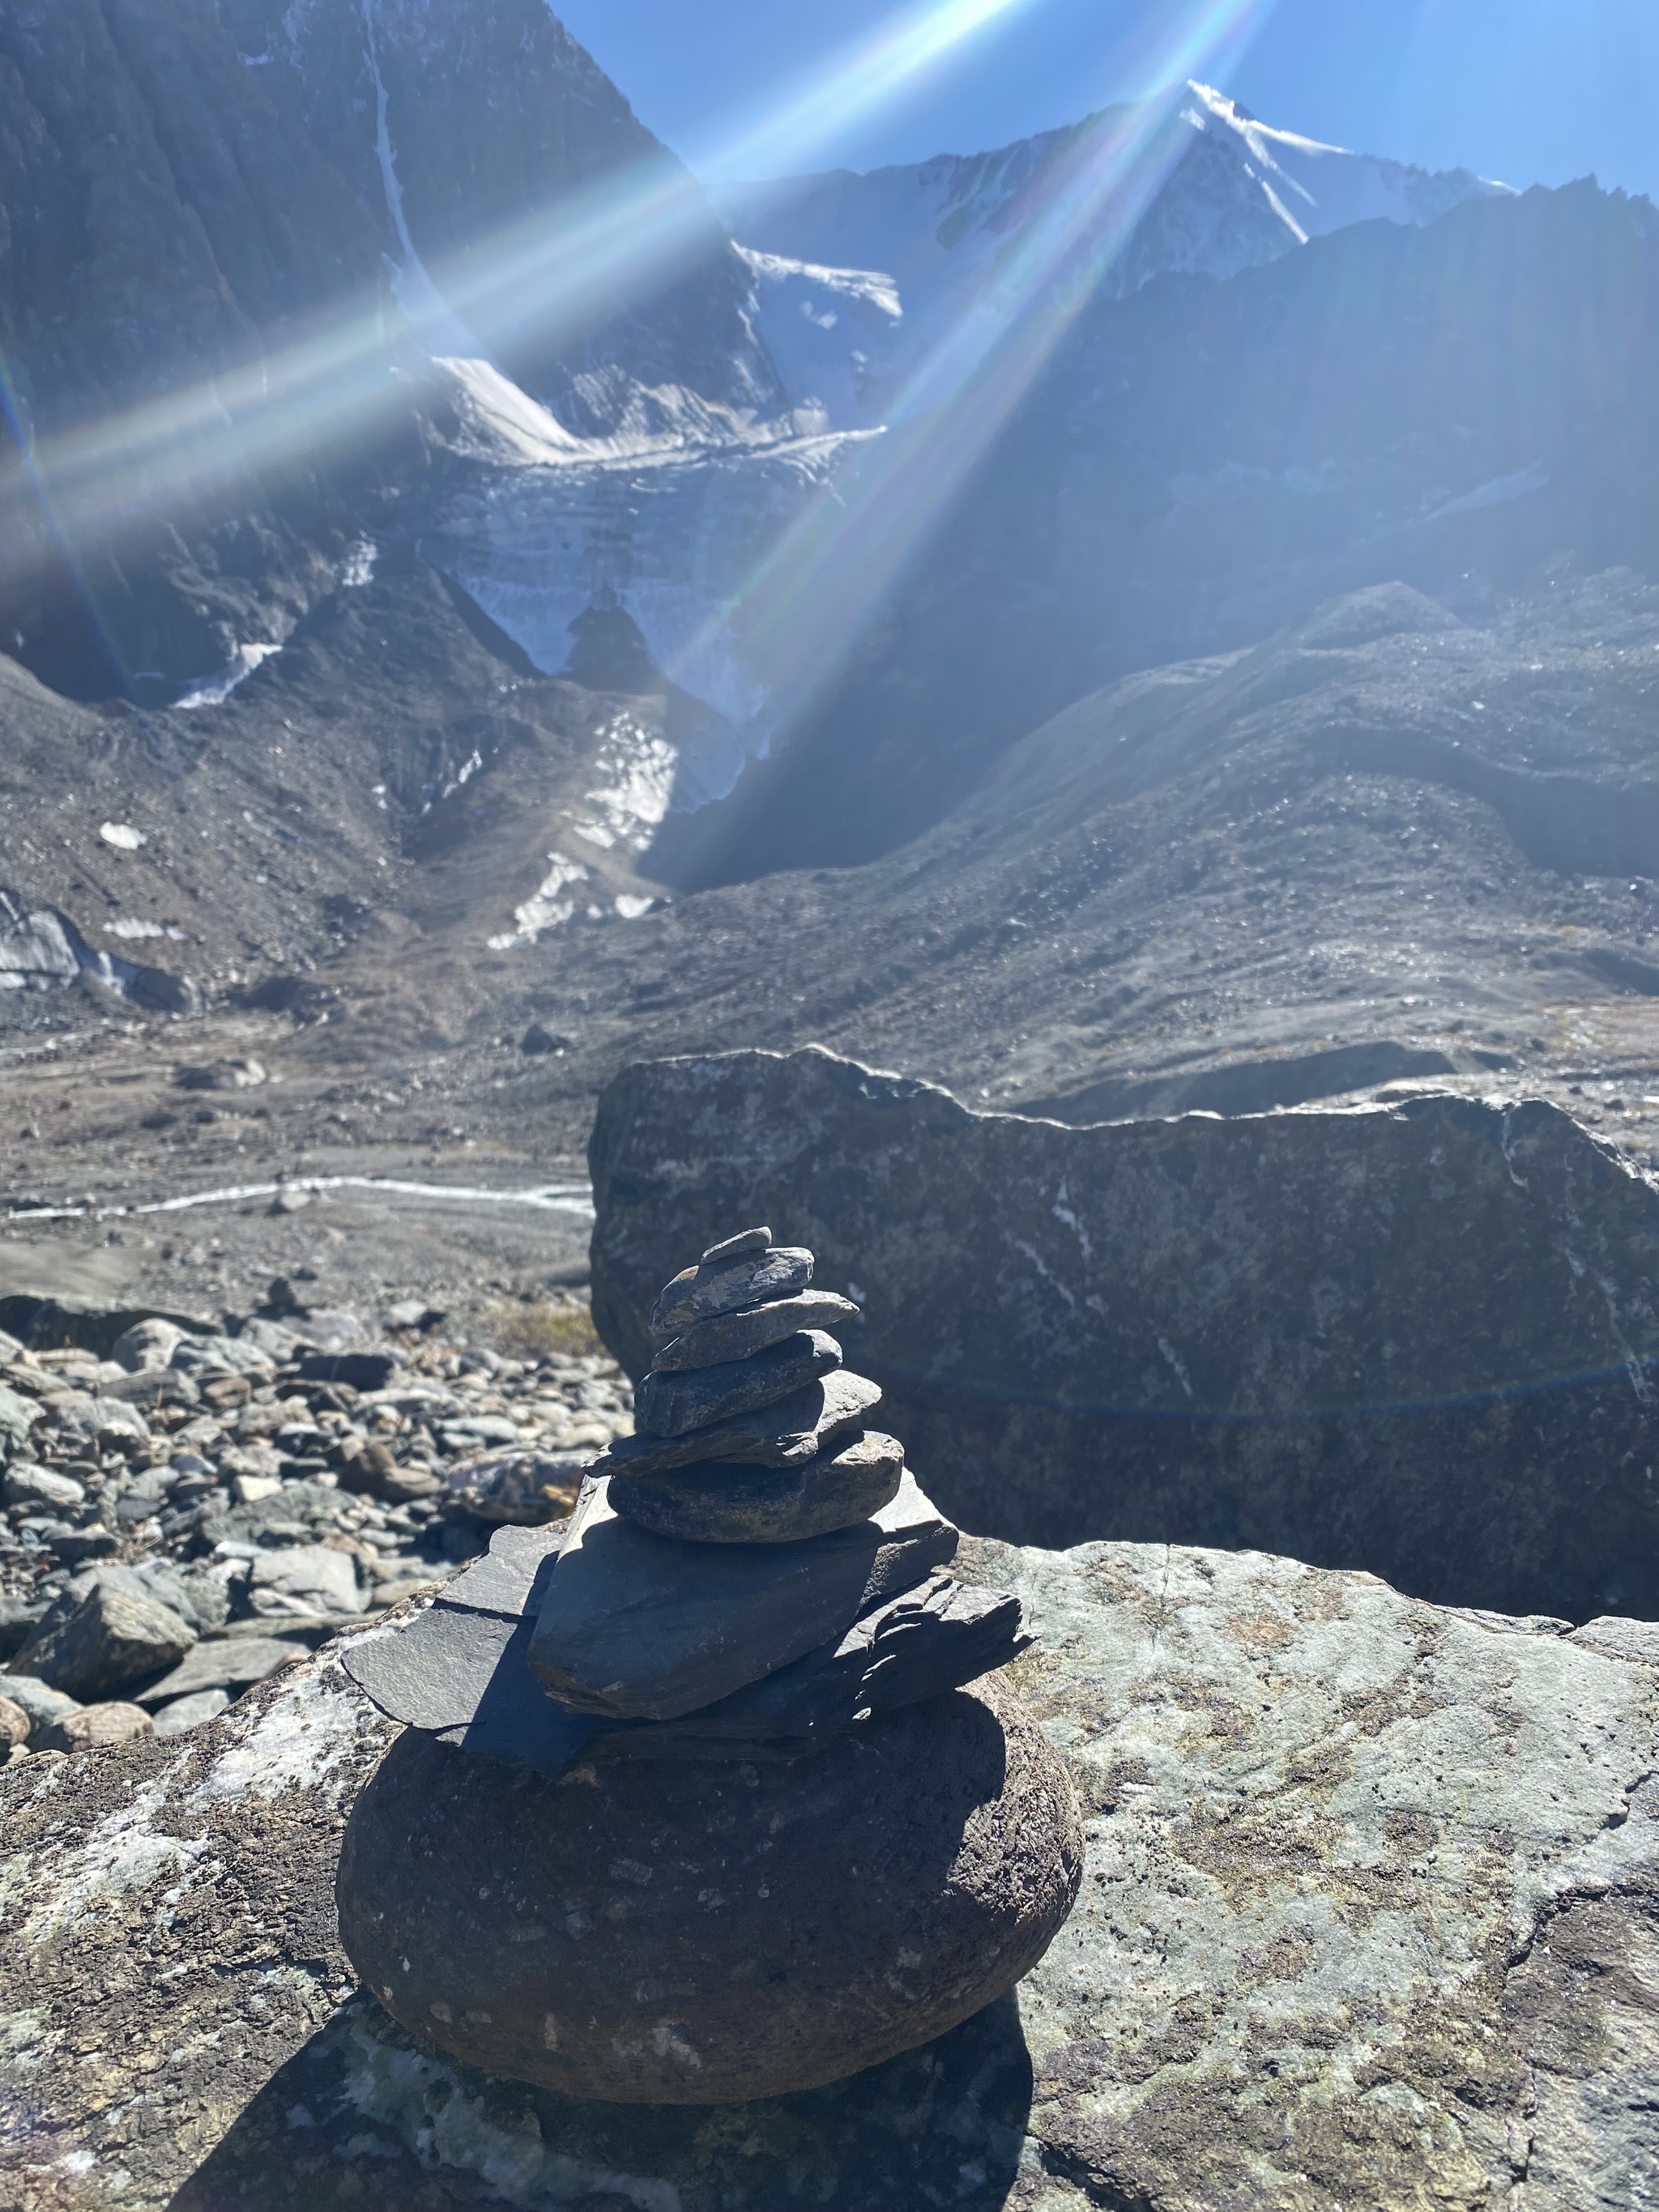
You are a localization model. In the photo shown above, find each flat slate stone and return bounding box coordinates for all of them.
[432,1522,565,1619]
[651,1289,859,1373]
[594,1366,881,1481]
[336,1671,1081,2104]
[608,1430,904,1544]
[649,1245,813,1342]
[134,1635,309,1707]
[527,1470,958,1720]
[9,1583,196,1701]
[633,1328,842,1438]
[600,1571,1030,1757]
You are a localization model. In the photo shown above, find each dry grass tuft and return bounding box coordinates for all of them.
[487,1298,606,1362]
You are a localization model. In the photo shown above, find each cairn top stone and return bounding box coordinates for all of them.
[700,1225,771,1264]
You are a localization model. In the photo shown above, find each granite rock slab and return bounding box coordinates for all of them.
[633,1328,842,1438]
[653,1288,860,1373]
[527,1468,958,1720]
[650,1244,813,1340]
[594,1365,881,1481]
[591,1043,1659,1620]
[9,1542,1659,2210]
[608,1429,904,1543]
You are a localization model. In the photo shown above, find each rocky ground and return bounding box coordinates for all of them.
[0,1285,634,1763]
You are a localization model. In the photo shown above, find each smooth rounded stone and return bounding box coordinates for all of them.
[337,1671,1082,2105]
[110,1317,187,1373]
[650,1246,813,1343]
[0,1694,28,1747]
[46,1700,153,1753]
[651,1289,860,1374]
[608,1431,904,1544]
[151,1688,232,1735]
[0,1674,80,1729]
[633,1329,842,1440]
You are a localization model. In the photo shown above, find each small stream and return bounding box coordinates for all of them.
[4,1174,596,1225]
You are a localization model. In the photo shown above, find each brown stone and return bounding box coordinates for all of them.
[47,1700,153,1753]
[336,1672,1082,2105]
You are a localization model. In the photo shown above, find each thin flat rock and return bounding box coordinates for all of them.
[593,1367,881,1481]
[343,1606,522,1733]
[433,1523,565,1621]
[527,1470,958,1721]
[651,1289,859,1374]
[649,1246,812,1341]
[608,1432,904,1545]
[633,1329,842,1438]
[599,1573,1031,1757]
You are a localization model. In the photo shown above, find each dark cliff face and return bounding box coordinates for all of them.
[678,179,1659,881]
[0,0,766,697]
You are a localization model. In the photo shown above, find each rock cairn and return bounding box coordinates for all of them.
[338,1228,1082,2103]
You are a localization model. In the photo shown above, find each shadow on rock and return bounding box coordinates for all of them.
[168,1986,1035,2211]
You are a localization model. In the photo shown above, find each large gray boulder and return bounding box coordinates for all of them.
[590,1046,1659,1622]
[2,1543,1655,2209]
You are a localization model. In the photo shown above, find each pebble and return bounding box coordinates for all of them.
[608,1430,904,1545]
[47,1700,152,1753]
[633,1328,842,1439]
[11,1583,197,1702]
[0,1301,638,1744]
[151,1688,231,1735]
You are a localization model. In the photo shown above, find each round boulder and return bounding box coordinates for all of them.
[338,1673,1081,2104]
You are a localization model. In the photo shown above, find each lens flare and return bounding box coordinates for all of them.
[2,0,1044,609]
[673,0,1282,760]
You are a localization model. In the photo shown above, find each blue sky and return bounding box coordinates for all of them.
[554,0,1659,198]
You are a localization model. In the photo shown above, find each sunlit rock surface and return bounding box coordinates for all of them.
[2,1542,1656,2208]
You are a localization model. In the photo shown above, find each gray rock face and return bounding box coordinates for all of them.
[633,1327,842,1438]
[591,1045,1659,1622]
[653,1288,861,1372]
[595,1366,881,1481]
[151,1689,232,1736]
[2,1463,85,1512]
[8,1583,197,1701]
[0,1384,41,1463]
[336,1672,1081,2104]
[527,1470,958,1720]
[650,1245,814,1340]
[8,1545,1659,2210]
[609,1429,904,1543]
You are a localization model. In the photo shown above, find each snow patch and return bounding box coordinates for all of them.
[174,642,281,710]
[1422,462,1550,526]
[488,852,591,949]
[98,822,146,851]
[107,918,186,940]
[338,538,377,588]
[361,0,487,358]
